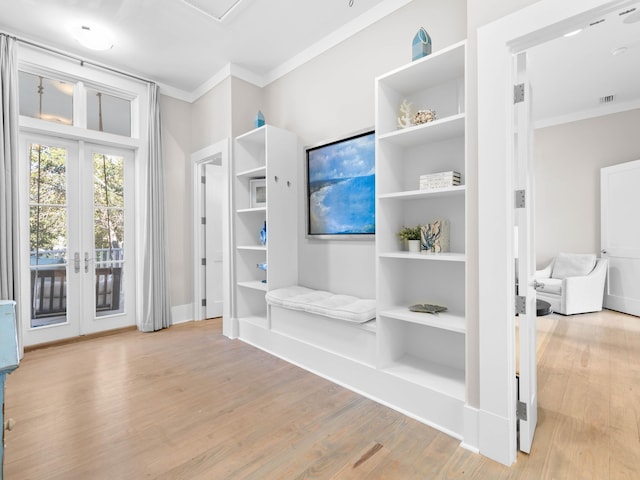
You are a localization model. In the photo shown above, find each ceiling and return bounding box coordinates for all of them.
[0,0,398,97]
[528,3,640,127]
[1,0,639,124]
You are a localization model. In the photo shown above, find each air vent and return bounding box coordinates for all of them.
[589,18,605,26]
[181,0,251,22]
[599,94,616,104]
[619,7,637,16]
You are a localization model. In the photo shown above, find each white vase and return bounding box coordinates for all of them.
[408,239,420,253]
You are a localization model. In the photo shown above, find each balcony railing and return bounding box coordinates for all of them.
[30,248,124,320]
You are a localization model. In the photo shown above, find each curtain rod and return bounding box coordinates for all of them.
[1,31,153,85]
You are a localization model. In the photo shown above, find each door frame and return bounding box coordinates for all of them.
[191,139,233,335]
[477,0,635,466]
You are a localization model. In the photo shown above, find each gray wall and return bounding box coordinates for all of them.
[161,94,193,308]
[535,109,640,267]
[263,0,467,299]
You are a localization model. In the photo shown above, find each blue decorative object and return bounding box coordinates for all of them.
[256,263,267,271]
[260,221,267,245]
[412,27,432,61]
[254,110,265,128]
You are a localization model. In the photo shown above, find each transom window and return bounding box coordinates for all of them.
[18,70,132,137]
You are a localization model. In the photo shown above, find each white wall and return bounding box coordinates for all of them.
[231,77,264,138]
[161,79,234,318]
[191,78,232,151]
[263,0,467,299]
[535,109,640,267]
[160,95,193,308]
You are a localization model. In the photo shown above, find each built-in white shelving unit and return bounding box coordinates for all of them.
[375,40,467,423]
[231,125,299,328]
[228,41,470,444]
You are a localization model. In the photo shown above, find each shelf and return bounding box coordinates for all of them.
[379,307,465,333]
[382,355,465,400]
[237,245,267,251]
[237,166,266,178]
[237,281,267,292]
[376,41,466,94]
[379,251,465,262]
[378,113,464,147]
[235,125,266,144]
[237,206,267,214]
[378,185,465,201]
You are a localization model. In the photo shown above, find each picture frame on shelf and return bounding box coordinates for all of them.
[250,178,266,208]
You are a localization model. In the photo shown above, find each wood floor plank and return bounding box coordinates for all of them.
[4,311,640,479]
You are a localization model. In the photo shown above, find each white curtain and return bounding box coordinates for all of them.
[140,83,172,332]
[0,35,22,348]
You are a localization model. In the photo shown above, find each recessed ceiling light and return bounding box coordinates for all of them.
[611,46,628,56]
[563,28,583,37]
[72,25,113,51]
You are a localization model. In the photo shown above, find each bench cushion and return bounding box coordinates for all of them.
[265,286,376,324]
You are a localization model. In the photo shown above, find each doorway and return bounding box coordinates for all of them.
[191,139,230,331]
[478,0,640,466]
[21,134,136,346]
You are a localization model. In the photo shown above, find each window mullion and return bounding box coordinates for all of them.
[74,81,87,129]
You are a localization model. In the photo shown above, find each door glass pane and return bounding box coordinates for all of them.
[93,153,125,317]
[19,72,73,126]
[29,144,68,328]
[87,88,131,137]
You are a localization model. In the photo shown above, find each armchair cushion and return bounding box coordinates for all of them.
[551,252,596,279]
[536,278,562,295]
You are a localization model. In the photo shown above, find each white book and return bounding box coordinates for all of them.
[420,171,461,181]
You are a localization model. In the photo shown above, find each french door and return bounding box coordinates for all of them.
[21,134,135,346]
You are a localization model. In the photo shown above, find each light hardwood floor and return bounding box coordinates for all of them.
[4,310,640,479]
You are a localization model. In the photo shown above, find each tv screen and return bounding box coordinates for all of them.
[306,129,375,238]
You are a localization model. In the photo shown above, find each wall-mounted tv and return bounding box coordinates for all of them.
[305,129,375,239]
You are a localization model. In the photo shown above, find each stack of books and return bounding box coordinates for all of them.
[419,171,461,190]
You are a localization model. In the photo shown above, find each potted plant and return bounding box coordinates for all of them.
[398,225,422,252]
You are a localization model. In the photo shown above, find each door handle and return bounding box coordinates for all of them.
[74,252,80,273]
[531,280,544,290]
[84,252,93,273]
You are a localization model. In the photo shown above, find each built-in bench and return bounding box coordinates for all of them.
[264,286,377,365]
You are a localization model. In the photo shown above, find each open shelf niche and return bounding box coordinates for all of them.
[375,40,468,415]
[231,125,299,330]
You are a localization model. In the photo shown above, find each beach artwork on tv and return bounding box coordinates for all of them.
[306,130,375,237]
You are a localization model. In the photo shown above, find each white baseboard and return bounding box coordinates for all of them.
[171,303,194,325]
[479,408,516,466]
[460,405,480,453]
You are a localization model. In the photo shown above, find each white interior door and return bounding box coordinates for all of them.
[601,159,640,317]
[205,164,223,318]
[21,135,135,346]
[513,52,538,454]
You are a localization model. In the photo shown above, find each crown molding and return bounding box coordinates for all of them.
[159,0,414,102]
[263,0,414,85]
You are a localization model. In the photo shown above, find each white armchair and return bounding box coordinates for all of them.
[534,253,608,315]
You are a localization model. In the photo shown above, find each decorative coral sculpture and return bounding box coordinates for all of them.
[397,99,413,129]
